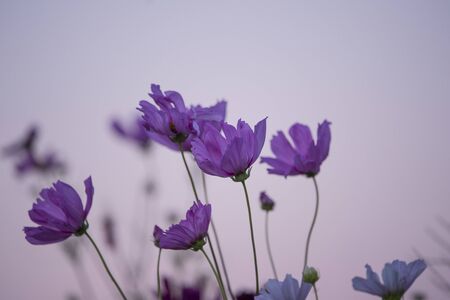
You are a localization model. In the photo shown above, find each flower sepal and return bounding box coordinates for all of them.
[170,133,188,144]
[232,169,251,182]
[74,220,89,237]
[191,238,206,251]
[383,294,403,300]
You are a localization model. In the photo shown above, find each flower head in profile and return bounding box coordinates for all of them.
[261,120,331,177]
[352,259,427,300]
[138,84,226,151]
[111,116,152,151]
[191,118,267,181]
[24,177,94,245]
[256,274,312,300]
[259,191,275,212]
[156,201,211,251]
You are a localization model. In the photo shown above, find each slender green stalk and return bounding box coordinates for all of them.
[85,231,127,300]
[178,149,226,297]
[157,249,162,300]
[265,211,278,280]
[202,173,235,300]
[241,180,259,293]
[201,248,228,300]
[313,284,319,300]
[179,144,200,201]
[302,176,320,273]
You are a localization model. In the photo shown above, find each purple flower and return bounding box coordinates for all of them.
[259,191,275,211]
[256,274,312,300]
[191,118,267,181]
[111,116,152,150]
[156,201,211,251]
[23,177,94,245]
[261,120,331,177]
[352,259,427,299]
[15,152,65,176]
[138,84,226,151]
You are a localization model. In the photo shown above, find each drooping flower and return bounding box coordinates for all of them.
[23,177,94,245]
[156,201,211,251]
[111,116,152,150]
[259,191,275,211]
[191,118,267,181]
[138,84,226,151]
[352,259,427,300]
[256,274,312,300]
[261,120,331,177]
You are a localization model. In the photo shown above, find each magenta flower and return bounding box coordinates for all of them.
[23,177,94,245]
[111,116,152,150]
[259,191,275,211]
[156,201,211,251]
[261,120,331,177]
[352,259,427,300]
[191,118,267,181]
[138,84,226,151]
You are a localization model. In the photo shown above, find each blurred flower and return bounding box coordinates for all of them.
[236,291,256,300]
[156,201,211,251]
[191,118,267,181]
[259,191,275,211]
[61,239,81,263]
[111,116,152,151]
[256,274,312,300]
[23,177,94,245]
[352,259,427,299]
[102,213,117,249]
[15,152,65,176]
[161,277,202,300]
[138,84,226,151]
[3,125,38,156]
[261,120,331,177]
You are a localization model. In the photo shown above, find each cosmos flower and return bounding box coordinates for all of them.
[111,116,152,150]
[259,191,275,211]
[138,84,226,151]
[23,177,94,245]
[156,201,211,251]
[191,118,267,181]
[261,120,331,177]
[352,259,427,300]
[256,274,312,300]
[15,152,64,176]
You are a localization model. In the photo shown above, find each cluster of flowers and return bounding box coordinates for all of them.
[22,84,427,300]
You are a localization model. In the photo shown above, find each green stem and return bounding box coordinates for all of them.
[302,176,320,273]
[201,248,228,300]
[202,173,235,300]
[179,144,200,201]
[313,284,319,300]
[178,149,226,297]
[157,248,162,300]
[85,231,127,300]
[265,212,278,280]
[241,180,259,293]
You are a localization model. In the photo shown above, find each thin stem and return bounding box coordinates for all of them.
[302,176,320,273]
[85,231,127,300]
[179,144,200,201]
[241,180,260,293]
[157,249,162,300]
[201,248,228,300]
[202,173,235,300]
[313,284,319,300]
[265,212,278,280]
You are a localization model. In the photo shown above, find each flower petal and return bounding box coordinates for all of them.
[316,120,331,163]
[83,176,94,219]
[289,123,314,157]
[24,226,72,245]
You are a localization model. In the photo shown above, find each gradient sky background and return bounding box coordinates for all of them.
[1,0,450,299]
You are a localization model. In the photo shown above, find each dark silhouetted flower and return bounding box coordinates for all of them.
[259,191,275,211]
[352,259,427,300]
[256,274,312,300]
[160,277,202,300]
[23,177,94,245]
[156,201,211,251]
[102,213,117,249]
[111,116,152,150]
[261,120,331,177]
[191,118,267,181]
[3,125,38,156]
[138,84,226,151]
[15,152,65,176]
[236,291,256,300]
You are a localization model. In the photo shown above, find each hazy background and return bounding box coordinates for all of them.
[1,0,450,299]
